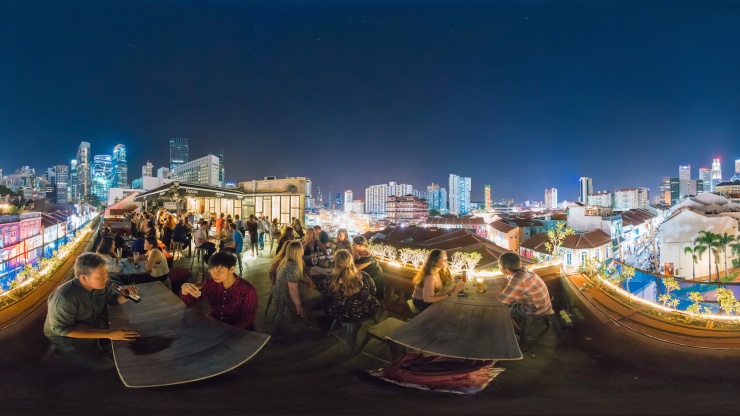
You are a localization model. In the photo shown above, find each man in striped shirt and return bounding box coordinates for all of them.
[497,252,553,320]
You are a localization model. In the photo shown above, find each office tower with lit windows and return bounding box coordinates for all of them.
[54,164,69,203]
[711,158,722,190]
[670,177,680,205]
[427,183,447,214]
[217,154,224,186]
[171,154,221,187]
[69,159,78,201]
[112,144,128,188]
[545,188,557,209]
[699,168,711,193]
[659,177,671,205]
[678,164,690,199]
[76,142,91,201]
[484,185,491,210]
[449,174,471,215]
[142,161,153,178]
[92,155,113,202]
[344,190,353,213]
[579,177,593,204]
[169,138,189,170]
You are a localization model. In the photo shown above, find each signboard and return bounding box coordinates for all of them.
[664,263,674,277]
[163,202,178,210]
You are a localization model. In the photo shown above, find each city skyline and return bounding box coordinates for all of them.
[2,1,740,201]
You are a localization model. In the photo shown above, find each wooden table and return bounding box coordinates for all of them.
[386,278,522,361]
[109,282,271,388]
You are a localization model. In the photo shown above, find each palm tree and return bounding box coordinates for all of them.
[716,233,737,279]
[683,245,699,281]
[695,231,720,282]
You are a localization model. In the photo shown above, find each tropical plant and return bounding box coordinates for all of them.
[716,288,740,317]
[695,231,720,282]
[716,233,736,278]
[683,245,699,281]
[686,292,705,315]
[544,222,575,260]
[658,277,681,308]
[621,265,636,294]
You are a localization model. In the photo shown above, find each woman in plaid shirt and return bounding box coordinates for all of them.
[496,252,553,320]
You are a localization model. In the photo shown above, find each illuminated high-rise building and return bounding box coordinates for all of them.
[344,190,353,213]
[69,159,78,201]
[545,188,557,209]
[76,141,91,201]
[169,138,189,170]
[579,177,593,204]
[142,161,153,178]
[427,183,447,214]
[171,154,221,187]
[92,155,113,202]
[484,185,491,210]
[54,164,69,203]
[699,168,711,193]
[449,174,471,215]
[112,144,128,188]
[678,164,691,199]
[711,158,722,191]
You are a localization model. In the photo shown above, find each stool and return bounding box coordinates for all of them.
[352,317,406,358]
[407,299,421,316]
[326,318,361,348]
[519,313,554,345]
[190,247,207,271]
[172,242,185,260]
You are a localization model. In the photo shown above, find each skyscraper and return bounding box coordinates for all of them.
[69,159,78,202]
[699,168,711,193]
[54,164,69,203]
[142,161,153,178]
[448,174,471,215]
[732,159,740,182]
[344,190,353,213]
[76,141,91,201]
[112,144,128,188]
[579,177,593,204]
[678,164,691,198]
[426,183,447,214]
[670,177,680,205]
[711,158,722,191]
[484,185,491,210]
[169,138,189,170]
[544,188,557,209]
[171,155,221,187]
[659,177,671,205]
[92,155,113,202]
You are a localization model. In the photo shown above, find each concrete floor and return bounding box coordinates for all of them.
[1,249,737,415]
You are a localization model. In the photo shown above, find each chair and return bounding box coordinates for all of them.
[326,318,362,348]
[351,317,406,358]
[190,247,207,271]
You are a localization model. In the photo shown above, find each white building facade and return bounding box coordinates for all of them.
[171,155,221,187]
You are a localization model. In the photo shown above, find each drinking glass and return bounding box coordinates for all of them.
[311,252,318,266]
[116,248,123,261]
[133,252,140,268]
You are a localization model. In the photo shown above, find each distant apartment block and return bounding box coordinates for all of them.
[449,174,471,215]
[588,191,612,208]
[579,177,593,203]
[171,154,221,187]
[544,188,557,209]
[386,195,428,225]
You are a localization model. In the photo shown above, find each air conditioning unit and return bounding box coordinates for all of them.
[264,176,276,180]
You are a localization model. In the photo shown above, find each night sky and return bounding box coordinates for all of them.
[2,0,740,203]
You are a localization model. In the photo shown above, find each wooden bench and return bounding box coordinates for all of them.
[352,317,407,359]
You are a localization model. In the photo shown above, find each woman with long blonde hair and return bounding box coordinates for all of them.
[275,240,321,317]
[411,249,463,312]
[318,249,378,322]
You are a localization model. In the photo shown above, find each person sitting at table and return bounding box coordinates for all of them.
[43,253,140,369]
[221,222,244,256]
[180,252,258,330]
[130,232,146,255]
[411,249,464,313]
[313,225,330,247]
[275,226,295,256]
[301,227,328,257]
[113,231,133,258]
[333,228,352,252]
[95,236,122,273]
[141,218,157,240]
[351,235,385,301]
[496,252,553,324]
[275,241,323,318]
[194,220,217,262]
[317,249,379,323]
[140,235,171,289]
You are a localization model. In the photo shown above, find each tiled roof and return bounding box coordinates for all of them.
[551,213,568,220]
[620,208,656,226]
[489,220,517,233]
[561,229,612,249]
[519,234,551,253]
[425,217,486,225]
